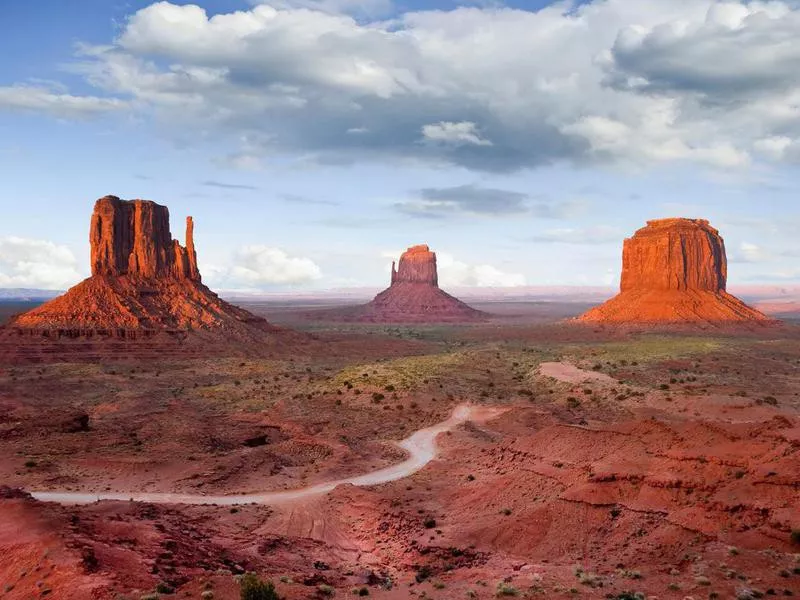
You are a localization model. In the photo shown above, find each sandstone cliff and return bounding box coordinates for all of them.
[391,245,438,286]
[578,218,771,324]
[8,196,274,337]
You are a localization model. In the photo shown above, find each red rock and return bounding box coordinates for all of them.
[336,244,485,323]
[578,218,772,324]
[8,196,275,336]
[391,244,438,286]
[90,196,200,281]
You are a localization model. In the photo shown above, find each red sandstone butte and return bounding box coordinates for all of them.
[578,218,772,324]
[8,196,273,336]
[353,245,486,323]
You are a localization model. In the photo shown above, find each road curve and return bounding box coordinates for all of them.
[30,403,494,506]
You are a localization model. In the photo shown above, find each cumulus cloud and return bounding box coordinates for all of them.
[0,237,83,289]
[421,122,493,147]
[0,84,127,119]
[437,253,526,287]
[214,245,322,288]
[250,0,393,18]
[730,241,770,263]
[8,1,800,170]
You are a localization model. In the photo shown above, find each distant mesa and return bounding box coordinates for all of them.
[7,195,275,338]
[578,218,772,325]
[324,244,486,323]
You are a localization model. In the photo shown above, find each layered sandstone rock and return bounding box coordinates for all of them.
[90,196,200,281]
[391,245,438,286]
[7,196,273,337]
[578,218,771,324]
[333,244,486,323]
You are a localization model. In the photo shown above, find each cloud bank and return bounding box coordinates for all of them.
[7,0,791,173]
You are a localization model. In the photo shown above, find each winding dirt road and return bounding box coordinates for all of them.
[29,403,503,506]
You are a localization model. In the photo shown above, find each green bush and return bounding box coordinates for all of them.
[240,573,280,600]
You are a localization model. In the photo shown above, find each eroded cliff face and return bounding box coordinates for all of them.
[578,218,771,325]
[391,245,439,287]
[9,196,271,336]
[90,196,200,281]
[620,219,726,292]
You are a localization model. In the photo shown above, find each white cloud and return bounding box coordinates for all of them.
[421,121,493,147]
[437,253,526,287]
[250,0,393,17]
[731,241,770,264]
[0,84,128,119]
[6,1,800,170]
[754,136,796,161]
[210,245,322,288]
[0,237,83,289]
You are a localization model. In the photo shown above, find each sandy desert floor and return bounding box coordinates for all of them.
[1,302,799,599]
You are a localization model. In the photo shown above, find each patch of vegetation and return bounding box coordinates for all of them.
[415,566,432,583]
[568,336,730,365]
[240,573,280,600]
[790,530,800,546]
[331,353,467,391]
[155,582,174,594]
[495,582,519,596]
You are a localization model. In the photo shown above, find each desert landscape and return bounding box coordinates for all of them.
[0,199,798,600]
[3,2,800,599]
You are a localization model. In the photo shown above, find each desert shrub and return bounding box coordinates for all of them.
[423,517,437,529]
[240,573,280,600]
[201,592,214,600]
[356,587,369,596]
[415,566,432,582]
[790,530,800,546]
[155,582,174,594]
[371,393,384,403]
[317,584,335,596]
[495,582,519,596]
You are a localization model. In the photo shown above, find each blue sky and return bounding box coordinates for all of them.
[1,0,800,291]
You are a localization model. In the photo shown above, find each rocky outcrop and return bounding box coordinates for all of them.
[7,196,275,337]
[321,244,486,323]
[90,196,200,281]
[578,218,772,324]
[391,245,438,286]
[619,219,726,292]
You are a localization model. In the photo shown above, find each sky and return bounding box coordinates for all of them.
[1,0,800,292]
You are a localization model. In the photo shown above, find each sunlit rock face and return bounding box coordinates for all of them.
[578,218,771,324]
[9,196,271,335]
